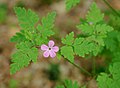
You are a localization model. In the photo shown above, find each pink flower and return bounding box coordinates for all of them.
[41,40,59,58]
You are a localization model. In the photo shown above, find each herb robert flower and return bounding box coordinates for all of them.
[41,40,59,58]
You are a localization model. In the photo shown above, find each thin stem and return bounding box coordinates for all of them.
[64,58,92,76]
[103,0,120,17]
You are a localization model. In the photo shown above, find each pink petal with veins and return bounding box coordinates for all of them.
[49,50,56,58]
[48,40,54,47]
[41,44,49,51]
[52,46,59,52]
[43,50,49,57]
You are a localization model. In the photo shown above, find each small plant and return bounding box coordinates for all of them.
[10,0,120,88]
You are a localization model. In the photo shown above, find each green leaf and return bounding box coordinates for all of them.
[10,8,56,74]
[73,38,94,57]
[105,31,120,52]
[76,2,113,57]
[73,38,84,45]
[95,24,113,37]
[113,52,120,62]
[77,23,94,35]
[10,30,27,43]
[56,85,64,88]
[61,46,74,63]
[62,32,74,45]
[34,34,48,46]
[41,11,56,30]
[109,62,120,80]
[65,0,80,11]
[35,11,56,45]
[57,52,62,60]
[109,13,120,31]
[37,24,54,38]
[56,79,79,88]
[64,80,79,88]
[14,7,39,30]
[10,41,38,74]
[97,53,120,88]
[86,2,104,24]
[97,73,112,88]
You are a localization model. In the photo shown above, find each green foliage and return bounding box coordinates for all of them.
[56,85,64,88]
[61,32,74,63]
[97,73,112,88]
[86,2,104,24]
[73,38,95,57]
[61,45,74,63]
[97,9,120,88]
[104,12,120,54]
[109,12,120,31]
[10,3,120,88]
[76,2,113,57]
[56,79,79,88]
[14,7,39,30]
[65,0,80,11]
[10,41,38,74]
[10,7,56,74]
[37,11,56,38]
[0,3,7,23]
[97,52,120,88]
[104,31,120,52]
[10,30,27,43]
[60,2,113,63]
[11,7,56,44]
[57,52,62,60]
[62,32,74,45]
[35,11,56,45]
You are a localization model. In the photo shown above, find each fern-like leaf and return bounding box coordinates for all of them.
[65,0,80,11]
[10,41,38,74]
[61,32,74,63]
[97,53,120,88]
[14,7,39,30]
[86,2,104,24]
[61,46,74,63]
[56,79,79,88]
[10,30,27,43]
[10,8,56,74]
[76,2,113,57]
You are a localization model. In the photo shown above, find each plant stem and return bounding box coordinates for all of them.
[103,0,120,17]
[64,58,92,76]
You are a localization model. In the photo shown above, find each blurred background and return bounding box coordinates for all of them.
[0,0,120,88]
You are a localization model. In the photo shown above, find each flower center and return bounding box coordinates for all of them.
[49,47,52,50]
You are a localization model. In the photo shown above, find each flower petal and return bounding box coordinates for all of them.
[49,50,56,58]
[48,40,55,47]
[41,44,48,51]
[52,46,59,52]
[43,50,50,57]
